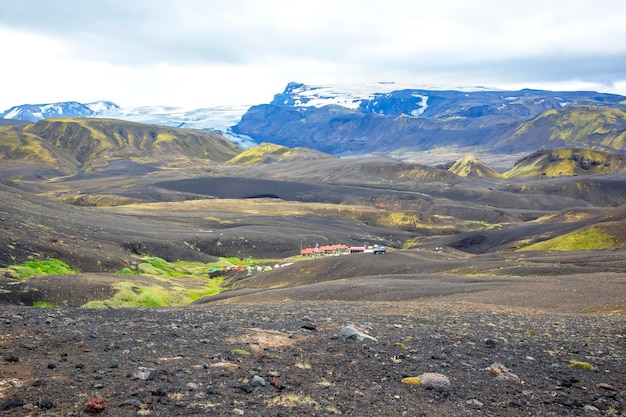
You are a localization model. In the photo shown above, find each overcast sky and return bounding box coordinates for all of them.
[1,0,625,110]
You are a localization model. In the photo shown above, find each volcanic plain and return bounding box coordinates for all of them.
[0,124,624,415]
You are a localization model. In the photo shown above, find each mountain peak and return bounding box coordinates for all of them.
[1,101,95,122]
[86,101,120,113]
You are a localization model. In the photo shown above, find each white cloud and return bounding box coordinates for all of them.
[1,0,626,110]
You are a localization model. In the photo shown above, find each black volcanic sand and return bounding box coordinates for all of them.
[0,301,624,416]
[0,250,624,415]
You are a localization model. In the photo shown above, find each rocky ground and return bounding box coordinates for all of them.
[1,300,624,417]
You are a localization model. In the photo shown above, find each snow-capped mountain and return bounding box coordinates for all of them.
[1,101,96,121]
[271,81,492,110]
[233,81,626,156]
[1,101,256,148]
[268,81,626,119]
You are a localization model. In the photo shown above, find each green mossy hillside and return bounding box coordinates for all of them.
[5,118,242,170]
[518,223,626,251]
[509,106,626,152]
[504,148,626,178]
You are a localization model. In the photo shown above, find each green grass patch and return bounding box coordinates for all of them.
[518,227,624,251]
[83,277,224,308]
[116,255,263,278]
[569,360,594,370]
[32,301,56,307]
[5,259,79,280]
[93,254,293,308]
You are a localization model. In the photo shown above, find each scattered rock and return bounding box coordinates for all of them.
[270,378,285,390]
[338,326,377,342]
[583,404,600,413]
[4,354,19,363]
[36,399,54,410]
[206,385,221,395]
[402,373,451,391]
[488,362,521,382]
[119,398,147,410]
[484,338,498,348]
[1,396,24,411]
[85,397,106,413]
[596,383,615,390]
[418,373,451,391]
[250,375,266,387]
[467,398,483,407]
[133,368,156,381]
[186,382,198,390]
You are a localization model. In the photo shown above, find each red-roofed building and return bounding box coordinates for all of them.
[300,244,350,256]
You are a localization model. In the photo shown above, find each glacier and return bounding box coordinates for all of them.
[1,100,256,149]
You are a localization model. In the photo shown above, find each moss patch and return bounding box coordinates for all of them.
[3,259,79,281]
[83,277,223,308]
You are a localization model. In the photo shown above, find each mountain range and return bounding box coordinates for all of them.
[4,82,626,163]
[232,82,626,160]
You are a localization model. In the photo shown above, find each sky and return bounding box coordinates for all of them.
[1,0,626,111]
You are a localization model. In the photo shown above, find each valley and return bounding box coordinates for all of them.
[0,85,625,416]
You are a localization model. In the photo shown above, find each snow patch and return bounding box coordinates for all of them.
[4,108,21,119]
[410,94,429,116]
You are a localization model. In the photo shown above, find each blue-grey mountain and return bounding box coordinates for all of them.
[233,82,626,155]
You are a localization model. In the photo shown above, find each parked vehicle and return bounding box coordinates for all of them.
[373,245,386,254]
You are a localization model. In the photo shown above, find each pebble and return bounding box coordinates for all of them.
[484,338,498,348]
[119,398,147,410]
[488,362,521,383]
[583,405,600,413]
[250,375,266,387]
[133,368,156,381]
[467,398,483,407]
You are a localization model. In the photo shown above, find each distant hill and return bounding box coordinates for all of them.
[496,106,626,152]
[0,118,241,177]
[447,155,503,178]
[504,148,626,178]
[227,142,334,165]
